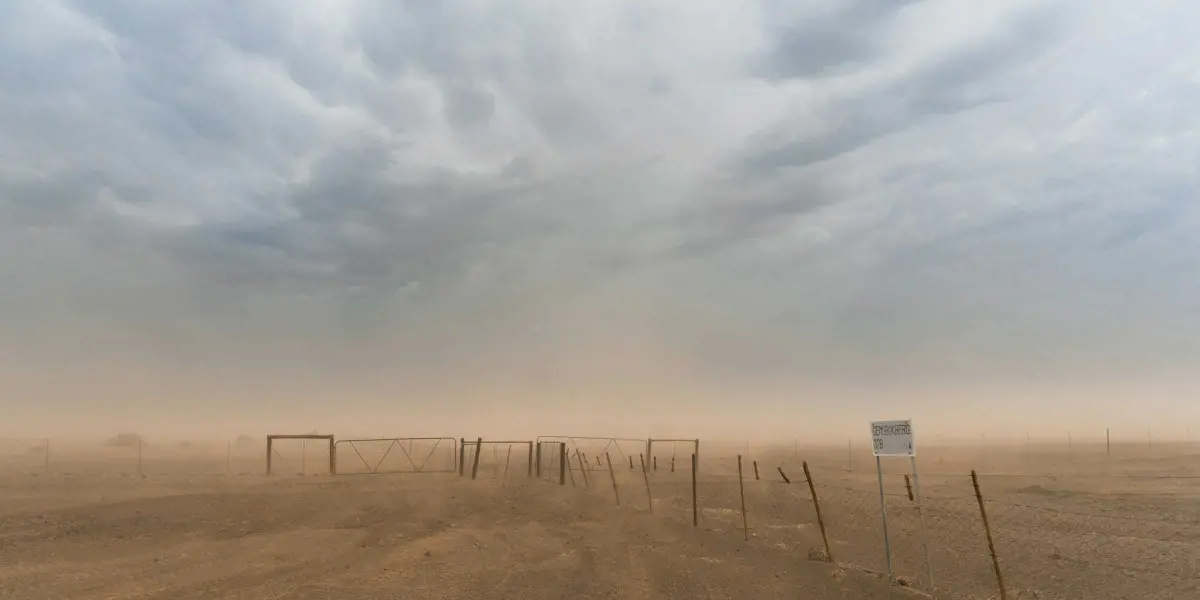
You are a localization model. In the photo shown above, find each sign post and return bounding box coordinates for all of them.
[870,419,933,592]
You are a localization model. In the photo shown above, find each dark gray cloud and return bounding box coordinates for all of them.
[1,0,1199,435]
[756,0,926,79]
[741,2,1067,176]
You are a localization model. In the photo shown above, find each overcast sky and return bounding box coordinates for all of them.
[1,0,1198,440]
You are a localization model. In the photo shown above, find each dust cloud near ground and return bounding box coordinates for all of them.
[2,436,1198,599]
[0,450,894,600]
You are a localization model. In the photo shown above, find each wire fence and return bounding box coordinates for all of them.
[6,438,1199,598]
[532,450,1200,600]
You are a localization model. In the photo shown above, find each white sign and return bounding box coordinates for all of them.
[871,420,915,457]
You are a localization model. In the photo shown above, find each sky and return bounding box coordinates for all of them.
[1,0,1198,441]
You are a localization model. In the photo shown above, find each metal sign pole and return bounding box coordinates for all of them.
[911,455,935,595]
[876,455,894,579]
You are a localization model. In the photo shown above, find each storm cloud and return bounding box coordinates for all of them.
[1,0,1198,438]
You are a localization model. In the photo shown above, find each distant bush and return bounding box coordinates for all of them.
[107,433,144,448]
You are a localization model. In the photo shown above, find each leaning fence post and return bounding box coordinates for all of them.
[904,474,914,501]
[639,454,652,513]
[605,452,620,506]
[470,438,483,480]
[565,446,576,487]
[802,461,833,562]
[737,455,749,541]
[777,467,791,484]
[576,450,590,488]
[629,455,634,469]
[503,445,513,480]
[691,453,698,527]
[753,460,760,480]
[972,470,1008,600]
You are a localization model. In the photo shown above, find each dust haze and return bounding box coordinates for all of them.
[3,2,1200,598]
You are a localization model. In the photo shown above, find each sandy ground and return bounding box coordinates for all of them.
[4,438,1199,599]
[0,463,900,600]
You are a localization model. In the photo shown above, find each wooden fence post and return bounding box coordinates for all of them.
[605,453,620,506]
[565,446,576,487]
[691,453,698,527]
[576,450,590,488]
[802,461,833,562]
[777,467,791,484]
[470,438,483,480]
[904,474,914,502]
[972,470,1008,600]
[460,438,467,476]
[639,454,652,513]
[737,455,748,541]
[629,455,634,470]
[753,460,760,480]
[503,445,513,480]
[558,443,566,485]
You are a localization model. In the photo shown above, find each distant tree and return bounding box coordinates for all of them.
[107,432,144,447]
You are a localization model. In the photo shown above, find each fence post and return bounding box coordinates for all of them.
[558,443,566,485]
[565,446,576,487]
[470,437,483,480]
[777,467,791,484]
[904,474,914,501]
[503,445,513,480]
[629,455,634,470]
[576,450,590,488]
[802,461,833,562]
[460,439,467,476]
[45,440,51,476]
[753,460,760,480]
[606,452,620,506]
[266,437,273,476]
[691,453,698,527]
[639,454,652,513]
[527,442,533,477]
[654,456,658,471]
[329,437,336,475]
[972,470,1008,600]
[737,455,748,541]
[535,442,542,478]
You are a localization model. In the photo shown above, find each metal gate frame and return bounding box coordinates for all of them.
[333,437,458,475]
[458,439,534,477]
[535,436,647,471]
